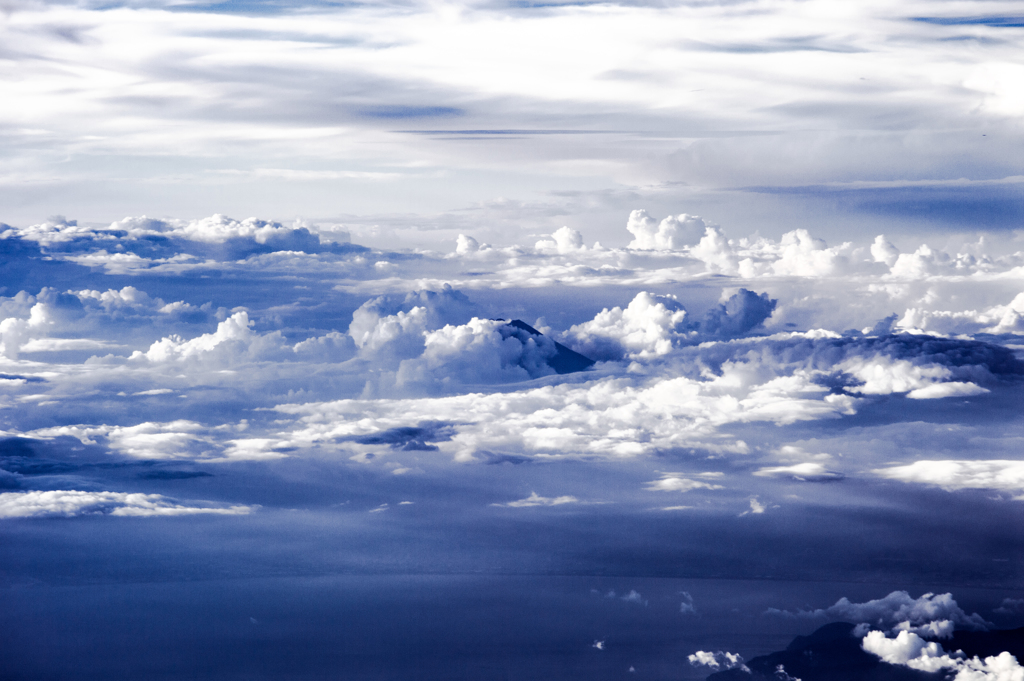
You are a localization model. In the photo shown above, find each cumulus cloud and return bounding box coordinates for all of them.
[394,318,564,388]
[627,210,706,251]
[455,234,480,255]
[0,490,253,518]
[688,650,748,672]
[15,214,342,260]
[700,289,778,340]
[535,226,585,254]
[562,288,777,361]
[871,235,900,267]
[562,291,691,361]
[898,292,1024,336]
[348,286,476,360]
[862,630,1024,679]
[777,591,990,632]
[769,229,851,278]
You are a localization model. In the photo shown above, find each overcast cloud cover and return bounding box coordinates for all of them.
[2,0,1024,679]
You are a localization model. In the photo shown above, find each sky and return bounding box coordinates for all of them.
[1,1,1024,680]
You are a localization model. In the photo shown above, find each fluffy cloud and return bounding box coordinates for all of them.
[16,214,330,257]
[798,591,990,632]
[627,210,706,251]
[138,312,261,362]
[562,291,691,360]
[535,226,586,254]
[562,288,777,361]
[874,460,1024,498]
[393,318,565,389]
[769,229,851,277]
[349,286,476,357]
[688,650,748,672]
[700,289,778,340]
[862,630,1024,680]
[0,490,253,518]
[623,213,854,278]
[898,292,1024,336]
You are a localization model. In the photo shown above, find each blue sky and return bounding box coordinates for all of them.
[1,1,1024,680]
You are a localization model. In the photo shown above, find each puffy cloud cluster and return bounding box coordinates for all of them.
[801,591,990,632]
[0,489,253,518]
[701,289,778,340]
[862,630,1024,680]
[688,650,748,672]
[0,286,223,359]
[624,211,853,278]
[769,229,852,278]
[627,210,707,250]
[535,226,586,254]
[349,286,476,358]
[133,311,354,367]
[394,318,564,389]
[5,214,364,267]
[273,358,858,462]
[562,291,691,360]
[898,292,1024,336]
[562,289,776,361]
[887,244,986,280]
[346,287,591,393]
[29,421,286,462]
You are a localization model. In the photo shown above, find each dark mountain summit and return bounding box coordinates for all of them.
[503,319,595,374]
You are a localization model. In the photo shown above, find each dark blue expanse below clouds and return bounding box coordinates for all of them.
[1,211,1023,680]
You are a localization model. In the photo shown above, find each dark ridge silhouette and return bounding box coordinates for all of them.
[504,319,596,374]
[950,626,1024,660]
[708,623,1024,681]
[708,622,936,681]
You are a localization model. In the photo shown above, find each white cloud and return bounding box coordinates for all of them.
[753,462,843,481]
[862,630,1024,680]
[494,492,579,508]
[0,490,253,518]
[740,497,767,515]
[770,229,850,278]
[906,382,990,400]
[136,311,259,362]
[871,235,900,267]
[874,460,1024,498]
[645,474,723,493]
[627,210,706,251]
[273,357,860,462]
[898,292,1024,336]
[535,226,586,254]
[455,234,480,255]
[563,291,691,360]
[791,591,990,631]
[688,651,748,672]
[839,356,953,396]
[394,318,561,389]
